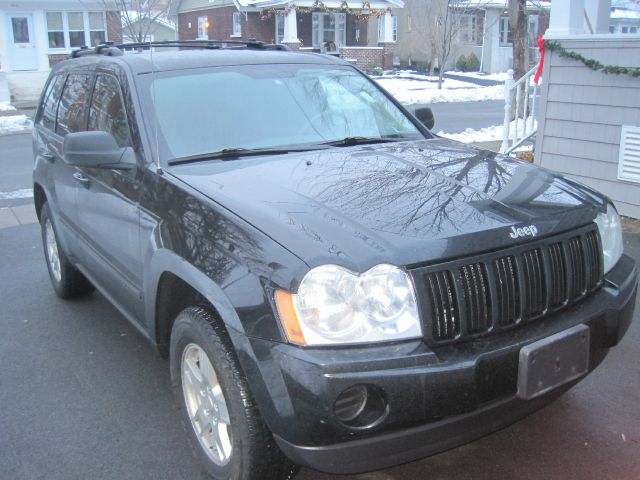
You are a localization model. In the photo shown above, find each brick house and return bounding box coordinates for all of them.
[0,0,121,104]
[171,0,404,72]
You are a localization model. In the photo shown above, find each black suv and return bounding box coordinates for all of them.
[33,41,637,480]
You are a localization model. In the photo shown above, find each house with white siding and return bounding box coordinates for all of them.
[534,0,640,218]
[0,0,121,104]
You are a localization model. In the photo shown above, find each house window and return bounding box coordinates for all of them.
[68,12,86,47]
[89,12,106,46]
[377,14,398,42]
[313,13,346,49]
[46,12,65,48]
[407,15,412,32]
[232,12,242,36]
[46,11,108,50]
[630,27,638,33]
[198,16,209,39]
[499,16,512,46]
[458,13,480,45]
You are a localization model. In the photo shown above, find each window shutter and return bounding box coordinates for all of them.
[618,125,640,183]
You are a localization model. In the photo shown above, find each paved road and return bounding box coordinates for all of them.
[427,100,504,134]
[1,133,639,480]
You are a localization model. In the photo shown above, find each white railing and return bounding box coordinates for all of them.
[500,63,540,154]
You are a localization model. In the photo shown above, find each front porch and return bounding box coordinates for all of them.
[235,0,402,71]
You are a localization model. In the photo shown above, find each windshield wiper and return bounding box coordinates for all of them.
[319,136,402,147]
[168,147,311,166]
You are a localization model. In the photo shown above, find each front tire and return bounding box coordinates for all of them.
[40,202,94,299]
[170,307,298,480]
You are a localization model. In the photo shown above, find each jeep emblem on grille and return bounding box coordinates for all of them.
[510,225,538,239]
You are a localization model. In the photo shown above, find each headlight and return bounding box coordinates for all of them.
[595,203,623,274]
[274,264,422,346]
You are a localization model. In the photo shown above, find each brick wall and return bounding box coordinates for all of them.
[246,13,276,44]
[106,11,122,43]
[179,6,266,41]
[339,47,384,72]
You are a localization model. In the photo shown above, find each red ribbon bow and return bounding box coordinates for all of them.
[534,36,545,85]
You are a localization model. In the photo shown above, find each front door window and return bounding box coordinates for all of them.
[11,17,30,43]
[312,13,346,50]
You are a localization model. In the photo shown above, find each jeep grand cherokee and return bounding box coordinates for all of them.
[32,41,637,480]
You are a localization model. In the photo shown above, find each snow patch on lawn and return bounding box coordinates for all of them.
[376,79,504,105]
[0,188,33,200]
[0,112,33,135]
[445,71,511,82]
[438,119,537,144]
[0,102,17,112]
[374,72,504,105]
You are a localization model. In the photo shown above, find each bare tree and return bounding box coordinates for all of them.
[508,0,528,80]
[406,0,480,88]
[97,0,174,43]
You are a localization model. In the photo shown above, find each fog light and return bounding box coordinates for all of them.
[333,384,388,429]
[334,385,368,422]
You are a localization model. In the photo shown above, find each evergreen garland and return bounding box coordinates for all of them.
[544,39,640,78]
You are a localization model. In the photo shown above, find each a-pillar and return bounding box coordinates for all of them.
[377,11,395,71]
[282,7,300,50]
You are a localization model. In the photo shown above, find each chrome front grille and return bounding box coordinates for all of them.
[412,224,603,345]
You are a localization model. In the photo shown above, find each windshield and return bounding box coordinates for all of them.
[143,64,427,162]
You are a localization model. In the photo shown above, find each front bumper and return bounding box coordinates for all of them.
[231,255,637,474]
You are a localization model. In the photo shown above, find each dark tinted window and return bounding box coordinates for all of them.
[88,75,131,147]
[56,74,91,136]
[38,75,65,131]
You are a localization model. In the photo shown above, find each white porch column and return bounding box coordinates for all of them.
[584,0,611,34]
[547,0,585,36]
[282,7,299,45]
[381,11,394,43]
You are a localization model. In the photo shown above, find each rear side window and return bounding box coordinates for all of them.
[56,73,92,136]
[38,75,65,131]
[88,75,131,147]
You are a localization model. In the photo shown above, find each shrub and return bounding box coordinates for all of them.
[456,54,468,71]
[466,52,480,71]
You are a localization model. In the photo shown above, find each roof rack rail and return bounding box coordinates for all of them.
[69,39,289,59]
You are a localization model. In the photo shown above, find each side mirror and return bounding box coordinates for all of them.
[414,107,435,130]
[63,131,133,169]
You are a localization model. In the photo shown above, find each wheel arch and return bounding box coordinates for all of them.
[146,249,245,358]
[33,182,47,221]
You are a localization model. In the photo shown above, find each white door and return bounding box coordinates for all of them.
[8,14,38,71]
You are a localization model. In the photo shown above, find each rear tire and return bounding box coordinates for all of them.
[40,202,94,299]
[170,306,298,480]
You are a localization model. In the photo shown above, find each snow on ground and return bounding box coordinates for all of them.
[438,118,537,144]
[444,71,511,82]
[0,102,33,134]
[0,102,17,112]
[0,113,33,135]
[374,71,504,105]
[0,188,33,200]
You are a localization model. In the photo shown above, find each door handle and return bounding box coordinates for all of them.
[73,172,91,188]
[41,151,55,163]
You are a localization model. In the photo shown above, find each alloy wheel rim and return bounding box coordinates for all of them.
[45,219,62,283]
[181,343,233,466]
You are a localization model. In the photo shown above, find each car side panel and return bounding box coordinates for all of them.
[138,168,309,342]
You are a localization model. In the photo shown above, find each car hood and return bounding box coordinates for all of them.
[170,139,605,272]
